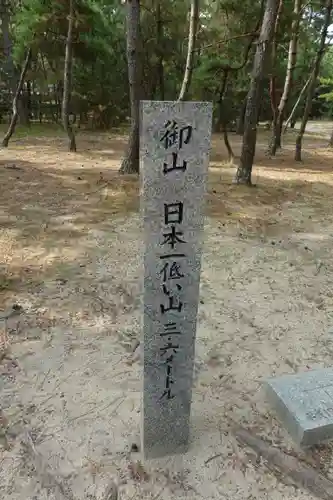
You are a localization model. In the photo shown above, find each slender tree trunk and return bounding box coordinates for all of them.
[178,0,199,101]
[283,73,312,132]
[56,80,62,122]
[223,5,263,137]
[26,80,32,123]
[39,92,43,123]
[2,47,32,148]
[62,0,77,152]
[295,0,332,161]
[268,0,283,154]
[120,0,141,174]
[234,0,278,185]
[270,0,302,155]
[236,95,248,135]
[223,128,235,164]
[227,5,264,137]
[217,70,235,162]
[156,1,165,100]
[18,82,30,126]
[216,70,229,132]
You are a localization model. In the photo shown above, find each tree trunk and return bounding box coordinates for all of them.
[223,128,235,164]
[18,83,30,126]
[26,80,32,120]
[295,0,332,162]
[236,95,248,135]
[178,0,199,101]
[156,1,165,100]
[2,47,32,148]
[216,70,229,132]
[270,0,302,155]
[62,0,77,152]
[217,70,236,162]
[234,0,278,185]
[120,0,141,174]
[230,7,264,136]
[283,73,312,132]
[39,92,43,123]
[268,0,283,154]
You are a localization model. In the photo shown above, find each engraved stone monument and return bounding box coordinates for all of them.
[266,368,333,446]
[140,101,213,458]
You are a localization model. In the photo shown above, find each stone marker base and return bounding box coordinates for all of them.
[265,369,333,446]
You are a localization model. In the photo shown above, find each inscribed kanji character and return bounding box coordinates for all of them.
[159,323,181,337]
[161,225,186,249]
[163,152,187,174]
[160,294,183,314]
[159,253,186,260]
[160,341,179,357]
[160,261,184,281]
[164,202,183,225]
[160,121,193,150]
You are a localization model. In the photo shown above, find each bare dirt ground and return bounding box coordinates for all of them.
[1,124,333,499]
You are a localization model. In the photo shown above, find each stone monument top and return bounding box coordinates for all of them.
[266,368,333,446]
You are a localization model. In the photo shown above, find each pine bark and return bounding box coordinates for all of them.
[178,0,199,101]
[295,0,332,161]
[283,73,311,132]
[268,0,283,154]
[62,0,77,152]
[270,0,302,155]
[236,95,248,135]
[216,70,235,163]
[216,70,229,132]
[2,47,32,148]
[223,128,235,164]
[234,0,278,185]
[120,0,141,174]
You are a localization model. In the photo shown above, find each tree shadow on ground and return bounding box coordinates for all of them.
[210,129,333,173]
[1,129,333,300]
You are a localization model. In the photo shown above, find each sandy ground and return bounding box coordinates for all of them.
[1,126,333,499]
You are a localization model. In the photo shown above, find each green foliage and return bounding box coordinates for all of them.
[321,45,333,79]
[0,0,332,129]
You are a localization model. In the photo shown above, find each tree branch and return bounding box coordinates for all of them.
[198,31,259,52]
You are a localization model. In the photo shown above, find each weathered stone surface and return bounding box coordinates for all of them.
[140,101,212,458]
[265,369,333,446]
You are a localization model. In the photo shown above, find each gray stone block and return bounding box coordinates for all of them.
[140,101,213,458]
[265,369,333,446]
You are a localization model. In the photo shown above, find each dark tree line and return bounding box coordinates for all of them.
[1,0,333,183]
